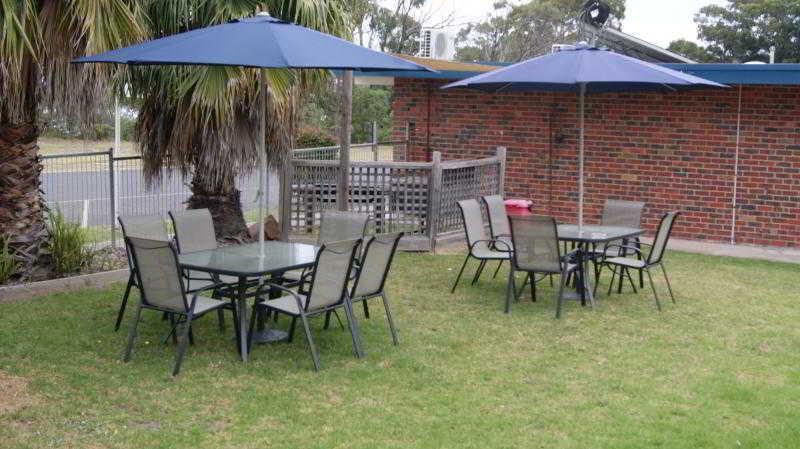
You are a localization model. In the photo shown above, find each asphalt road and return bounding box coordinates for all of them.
[41,167,279,227]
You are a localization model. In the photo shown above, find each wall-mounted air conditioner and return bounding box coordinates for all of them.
[418,28,455,60]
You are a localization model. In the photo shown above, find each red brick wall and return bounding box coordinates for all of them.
[391,78,800,247]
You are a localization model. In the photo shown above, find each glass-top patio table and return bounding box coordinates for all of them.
[556,225,644,306]
[178,241,318,362]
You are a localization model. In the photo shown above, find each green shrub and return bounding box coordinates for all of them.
[47,208,92,275]
[297,126,336,148]
[0,236,19,284]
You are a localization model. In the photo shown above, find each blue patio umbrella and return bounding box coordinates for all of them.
[74,14,431,252]
[442,44,726,227]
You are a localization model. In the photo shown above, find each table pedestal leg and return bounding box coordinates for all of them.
[236,277,249,361]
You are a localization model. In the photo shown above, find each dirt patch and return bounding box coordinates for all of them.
[0,371,38,415]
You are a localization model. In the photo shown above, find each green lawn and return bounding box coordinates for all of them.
[1,251,799,448]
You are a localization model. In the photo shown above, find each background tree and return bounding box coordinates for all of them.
[693,0,800,63]
[456,0,626,63]
[0,0,143,278]
[130,0,349,241]
[666,38,718,62]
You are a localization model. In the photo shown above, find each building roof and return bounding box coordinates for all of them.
[356,55,800,85]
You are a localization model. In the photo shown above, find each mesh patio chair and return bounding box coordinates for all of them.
[116,215,170,331]
[282,211,369,285]
[122,236,229,376]
[248,239,363,371]
[591,199,646,291]
[451,199,511,293]
[596,211,680,311]
[168,209,245,331]
[347,232,404,345]
[481,195,513,279]
[507,215,580,317]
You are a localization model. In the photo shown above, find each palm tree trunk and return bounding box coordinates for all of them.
[0,121,49,278]
[186,175,250,243]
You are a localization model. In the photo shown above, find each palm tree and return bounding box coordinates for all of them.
[130,0,349,241]
[0,1,144,277]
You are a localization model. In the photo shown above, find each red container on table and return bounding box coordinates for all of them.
[504,199,533,216]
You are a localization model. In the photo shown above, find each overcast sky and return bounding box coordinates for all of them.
[414,0,728,48]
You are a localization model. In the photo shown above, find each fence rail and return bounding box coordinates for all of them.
[38,137,401,248]
[283,148,506,251]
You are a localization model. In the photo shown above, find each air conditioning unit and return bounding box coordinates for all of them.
[418,28,455,60]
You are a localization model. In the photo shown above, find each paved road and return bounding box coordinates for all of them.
[41,167,279,227]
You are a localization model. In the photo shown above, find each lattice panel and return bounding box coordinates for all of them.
[437,162,501,233]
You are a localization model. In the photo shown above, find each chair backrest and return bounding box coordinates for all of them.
[169,209,217,253]
[509,215,563,273]
[118,215,170,271]
[481,195,510,239]
[118,215,170,241]
[647,211,680,265]
[126,236,188,313]
[304,238,362,312]
[318,211,369,245]
[351,232,404,299]
[457,199,489,247]
[601,200,646,229]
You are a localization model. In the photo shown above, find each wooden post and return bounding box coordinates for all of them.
[279,159,292,241]
[496,146,507,196]
[372,121,379,161]
[428,151,442,252]
[337,70,353,211]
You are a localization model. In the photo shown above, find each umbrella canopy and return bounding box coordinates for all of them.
[74,14,431,256]
[442,45,725,93]
[442,44,726,227]
[74,15,429,71]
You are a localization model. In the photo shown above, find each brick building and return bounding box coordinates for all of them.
[361,59,800,248]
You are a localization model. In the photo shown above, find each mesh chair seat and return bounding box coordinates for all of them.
[281,269,303,281]
[261,293,305,316]
[472,242,511,259]
[604,257,645,269]
[185,294,228,315]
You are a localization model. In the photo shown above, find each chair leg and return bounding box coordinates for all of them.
[617,267,625,293]
[661,263,676,303]
[343,300,364,359]
[514,273,527,302]
[216,309,225,334]
[555,272,567,319]
[530,274,536,302]
[168,314,178,345]
[607,266,618,296]
[492,260,503,279]
[471,260,487,285]
[288,317,297,343]
[450,254,470,293]
[299,314,321,371]
[625,269,638,293]
[122,304,143,362]
[504,266,515,314]
[323,311,332,330]
[362,298,370,319]
[645,267,662,311]
[115,275,134,331]
[594,263,603,297]
[381,293,399,345]
[172,312,194,376]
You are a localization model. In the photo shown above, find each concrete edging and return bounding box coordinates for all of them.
[0,269,129,304]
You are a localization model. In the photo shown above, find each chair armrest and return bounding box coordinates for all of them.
[602,243,643,256]
[471,239,511,253]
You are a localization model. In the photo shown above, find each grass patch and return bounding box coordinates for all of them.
[0,250,798,448]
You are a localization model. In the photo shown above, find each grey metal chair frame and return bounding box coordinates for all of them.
[506,215,580,317]
[122,237,229,376]
[168,209,247,331]
[451,199,511,293]
[481,194,513,279]
[249,239,364,371]
[348,232,404,345]
[592,199,647,293]
[116,215,170,331]
[596,211,680,311]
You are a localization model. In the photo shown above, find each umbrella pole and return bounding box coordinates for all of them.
[258,69,267,257]
[578,83,586,229]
